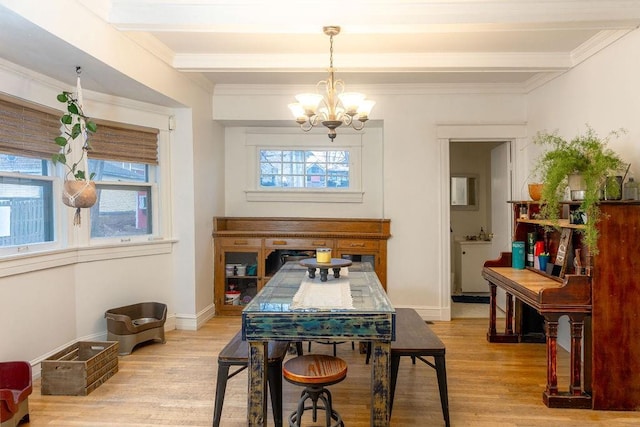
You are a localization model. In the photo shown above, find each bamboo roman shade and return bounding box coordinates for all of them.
[90,122,159,165]
[0,96,159,165]
[0,97,60,159]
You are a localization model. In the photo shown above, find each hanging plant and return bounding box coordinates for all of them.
[52,67,98,224]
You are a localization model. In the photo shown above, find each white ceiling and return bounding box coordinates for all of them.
[2,0,640,105]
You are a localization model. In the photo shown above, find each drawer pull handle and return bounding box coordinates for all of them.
[234,240,249,245]
[272,240,287,245]
[350,242,366,247]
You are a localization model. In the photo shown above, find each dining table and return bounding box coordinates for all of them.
[242,261,396,426]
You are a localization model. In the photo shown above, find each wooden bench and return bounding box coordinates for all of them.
[213,330,291,427]
[366,308,450,427]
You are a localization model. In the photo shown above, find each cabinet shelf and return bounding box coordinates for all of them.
[517,218,585,230]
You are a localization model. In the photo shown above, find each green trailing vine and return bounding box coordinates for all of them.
[532,125,627,254]
[52,90,97,180]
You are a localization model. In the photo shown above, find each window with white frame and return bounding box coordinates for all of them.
[87,123,159,240]
[0,96,161,249]
[243,132,364,203]
[0,97,60,250]
[259,150,350,188]
[88,160,154,238]
[0,155,54,247]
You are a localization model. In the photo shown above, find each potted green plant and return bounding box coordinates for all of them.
[52,73,98,224]
[532,125,627,254]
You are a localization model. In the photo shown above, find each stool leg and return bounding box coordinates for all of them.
[435,355,451,427]
[268,362,283,427]
[318,392,331,426]
[212,364,230,427]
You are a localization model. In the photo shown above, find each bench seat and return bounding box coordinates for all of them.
[367,308,450,426]
[213,330,291,427]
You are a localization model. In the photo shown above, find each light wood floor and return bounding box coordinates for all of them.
[23,315,640,426]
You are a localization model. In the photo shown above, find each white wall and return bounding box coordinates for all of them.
[524,28,640,348]
[0,35,222,367]
[223,126,384,218]
[214,87,527,319]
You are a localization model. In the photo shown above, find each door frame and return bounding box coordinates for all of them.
[437,124,527,320]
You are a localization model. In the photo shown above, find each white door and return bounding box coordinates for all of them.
[490,142,512,309]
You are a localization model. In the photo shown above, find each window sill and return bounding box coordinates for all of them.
[0,239,176,278]
[245,190,364,203]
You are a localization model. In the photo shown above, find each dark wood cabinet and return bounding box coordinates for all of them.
[212,217,391,316]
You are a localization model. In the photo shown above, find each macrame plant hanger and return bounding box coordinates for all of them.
[61,66,96,226]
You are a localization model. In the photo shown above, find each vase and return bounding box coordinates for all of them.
[568,174,586,200]
[62,180,97,208]
[528,183,543,201]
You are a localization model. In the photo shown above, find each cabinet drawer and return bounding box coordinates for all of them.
[264,238,333,249]
[219,238,262,247]
[336,239,379,250]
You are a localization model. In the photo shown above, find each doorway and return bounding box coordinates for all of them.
[449,140,512,314]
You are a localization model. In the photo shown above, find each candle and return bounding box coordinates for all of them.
[316,248,331,263]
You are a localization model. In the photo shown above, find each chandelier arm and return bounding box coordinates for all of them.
[350,120,366,131]
[309,114,323,127]
[300,121,313,132]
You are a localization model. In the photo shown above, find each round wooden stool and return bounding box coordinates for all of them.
[282,354,347,427]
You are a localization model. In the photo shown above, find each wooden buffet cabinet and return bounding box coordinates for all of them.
[483,201,640,411]
[212,217,391,316]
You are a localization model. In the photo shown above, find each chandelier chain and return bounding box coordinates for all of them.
[329,34,334,69]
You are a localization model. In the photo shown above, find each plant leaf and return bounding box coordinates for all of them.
[52,153,66,164]
[86,121,97,133]
[68,103,79,115]
[54,136,68,147]
[61,114,73,125]
[71,123,82,139]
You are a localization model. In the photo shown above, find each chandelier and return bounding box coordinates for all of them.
[288,26,375,141]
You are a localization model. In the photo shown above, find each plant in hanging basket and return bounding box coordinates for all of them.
[62,180,97,208]
[52,69,99,225]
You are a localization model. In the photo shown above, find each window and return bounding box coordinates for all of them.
[0,156,54,247]
[89,160,153,238]
[260,150,350,189]
[0,94,59,249]
[87,122,159,241]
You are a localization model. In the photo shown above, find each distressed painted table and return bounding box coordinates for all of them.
[242,261,396,426]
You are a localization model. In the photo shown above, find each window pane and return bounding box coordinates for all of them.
[261,151,281,163]
[0,154,47,176]
[0,176,53,246]
[88,159,148,183]
[90,185,152,238]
